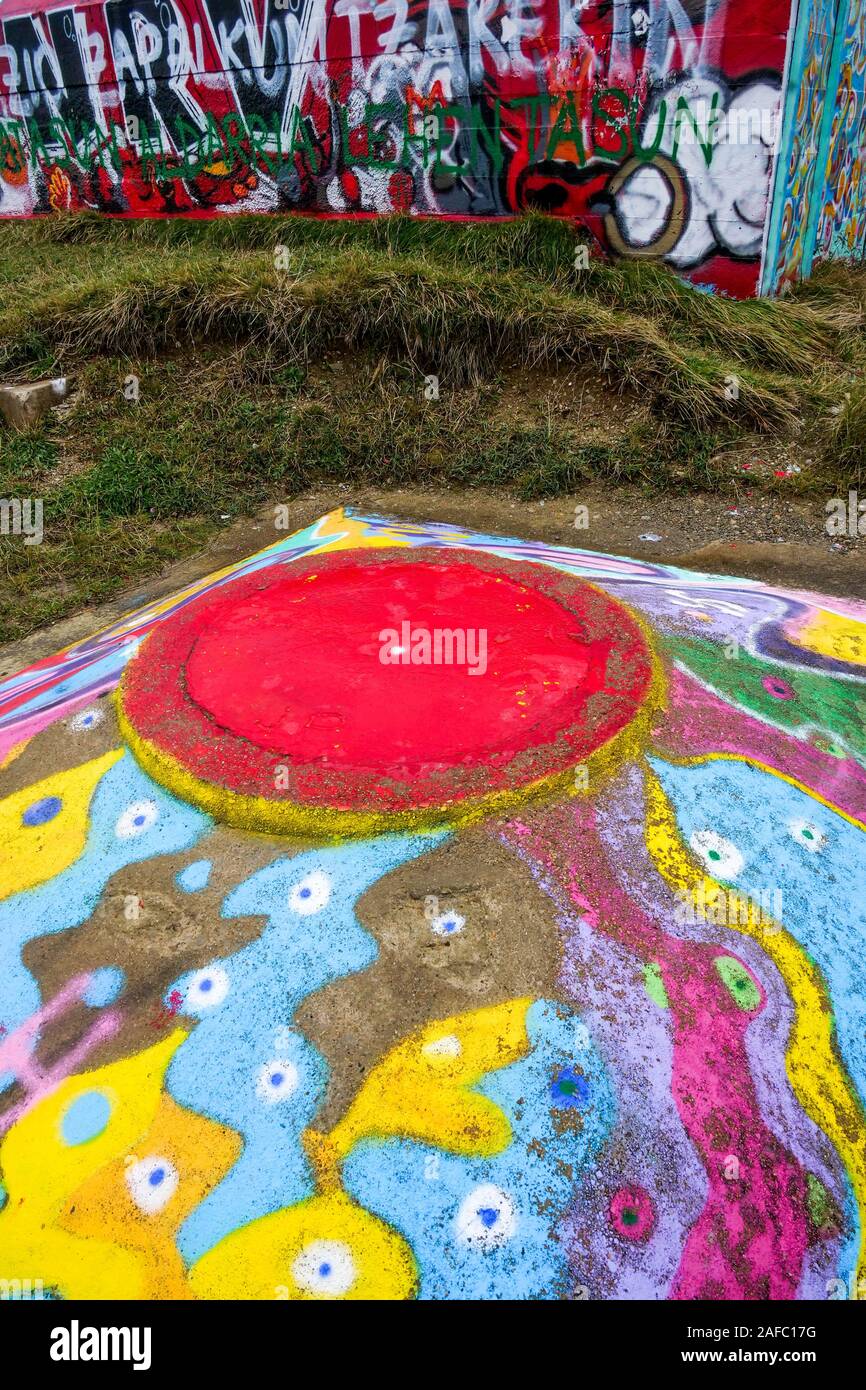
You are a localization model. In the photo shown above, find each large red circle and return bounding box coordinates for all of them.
[119,547,655,829]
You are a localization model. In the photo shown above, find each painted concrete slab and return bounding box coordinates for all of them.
[0,507,864,1301]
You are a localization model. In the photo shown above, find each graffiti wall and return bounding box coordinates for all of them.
[761,0,866,293]
[761,0,834,293]
[0,507,864,1300]
[814,0,866,268]
[0,0,797,295]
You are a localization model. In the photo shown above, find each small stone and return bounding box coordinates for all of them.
[0,377,68,431]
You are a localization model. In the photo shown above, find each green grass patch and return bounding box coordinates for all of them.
[0,211,864,643]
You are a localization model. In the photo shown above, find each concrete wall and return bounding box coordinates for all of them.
[2,0,859,295]
[761,0,865,293]
[814,0,866,269]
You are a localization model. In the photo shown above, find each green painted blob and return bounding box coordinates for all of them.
[668,636,866,761]
[643,961,669,1009]
[714,955,761,1011]
[811,733,846,760]
[806,1173,837,1233]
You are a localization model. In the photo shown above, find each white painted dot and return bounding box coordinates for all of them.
[70,707,105,732]
[290,870,331,915]
[184,965,230,1012]
[430,911,465,938]
[292,1241,356,1297]
[689,829,744,879]
[422,1034,462,1059]
[115,800,159,839]
[256,1058,300,1104]
[789,819,826,852]
[125,1156,178,1214]
[456,1184,517,1248]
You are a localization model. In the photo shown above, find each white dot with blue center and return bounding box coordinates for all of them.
[292,1241,356,1297]
[256,1058,300,1104]
[125,1156,179,1214]
[456,1184,517,1248]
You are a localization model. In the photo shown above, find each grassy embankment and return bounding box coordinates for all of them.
[0,212,864,641]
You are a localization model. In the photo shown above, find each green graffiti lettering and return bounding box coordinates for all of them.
[25,120,52,171]
[474,98,504,176]
[287,105,319,173]
[95,120,123,173]
[139,120,166,179]
[632,98,667,161]
[507,95,546,164]
[546,94,586,165]
[591,86,630,161]
[364,100,403,171]
[248,114,277,174]
[222,110,250,171]
[401,97,434,168]
[0,119,27,175]
[201,113,224,170]
[433,105,473,178]
[671,92,719,167]
[172,117,206,177]
[47,117,76,169]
